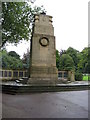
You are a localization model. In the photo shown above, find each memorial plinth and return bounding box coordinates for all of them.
[28,14,58,86]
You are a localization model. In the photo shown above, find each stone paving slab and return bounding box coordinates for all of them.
[57,81,89,86]
[1,81,89,86]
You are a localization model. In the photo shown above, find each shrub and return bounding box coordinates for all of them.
[75,72,83,81]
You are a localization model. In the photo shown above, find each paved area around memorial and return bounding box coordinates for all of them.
[2,90,89,118]
[1,80,89,86]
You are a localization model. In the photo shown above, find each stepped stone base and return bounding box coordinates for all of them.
[27,78,57,86]
[28,66,58,86]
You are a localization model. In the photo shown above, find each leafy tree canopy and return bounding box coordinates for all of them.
[0,50,23,70]
[1,2,46,49]
[22,48,30,69]
[8,51,20,59]
[77,47,89,73]
[56,50,60,69]
[59,47,90,74]
[59,54,75,71]
[66,47,79,70]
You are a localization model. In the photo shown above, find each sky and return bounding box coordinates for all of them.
[6,0,89,58]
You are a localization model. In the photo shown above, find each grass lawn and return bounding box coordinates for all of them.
[83,75,90,81]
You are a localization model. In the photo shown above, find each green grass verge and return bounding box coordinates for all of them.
[83,75,90,81]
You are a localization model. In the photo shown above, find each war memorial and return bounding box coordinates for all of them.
[1,13,89,93]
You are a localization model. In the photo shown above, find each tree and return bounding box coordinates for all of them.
[0,50,23,70]
[77,47,89,73]
[1,2,46,48]
[22,48,30,69]
[8,51,20,59]
[88,47,90,73]
[59,54,75,71]
[56,50,60,69]
[59,49,66,56]
[66,47,79,71]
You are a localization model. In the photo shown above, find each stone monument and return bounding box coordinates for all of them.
[28,13,58,86]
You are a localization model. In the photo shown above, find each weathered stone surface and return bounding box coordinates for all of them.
[28,14,58,86]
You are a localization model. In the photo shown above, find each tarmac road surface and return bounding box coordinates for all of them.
[2,90,89,118]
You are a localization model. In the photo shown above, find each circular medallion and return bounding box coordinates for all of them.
[39,37,49,47]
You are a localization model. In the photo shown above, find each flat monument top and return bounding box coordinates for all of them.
[34,14,53,25]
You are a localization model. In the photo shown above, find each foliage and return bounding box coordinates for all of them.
[88,47,90,74]
[77,47,89,73]
[8,51,20,59]
[66,47,79,70]
[0,50,23,70]
[59,49,66,56]
[75,71,83,81]
[1,2,46,48]
[58,47,90,80]
[56,50,60,69]
[59,54,75,71]
[22,48,30,69]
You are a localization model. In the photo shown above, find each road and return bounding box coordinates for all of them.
[2,90,89,118]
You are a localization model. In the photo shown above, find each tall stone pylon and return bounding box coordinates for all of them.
[28,13,58,86]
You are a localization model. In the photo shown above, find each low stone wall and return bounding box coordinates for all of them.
[0,69,75,82]
[0,69,28,80]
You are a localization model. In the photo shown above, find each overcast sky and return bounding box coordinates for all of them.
[6,0,89,58]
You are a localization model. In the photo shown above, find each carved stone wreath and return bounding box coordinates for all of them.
[39,37,49,47]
